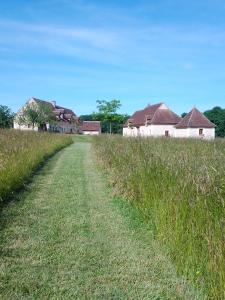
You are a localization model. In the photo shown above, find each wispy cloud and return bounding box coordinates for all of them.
[1,17,225,68]
[0,19,119,49]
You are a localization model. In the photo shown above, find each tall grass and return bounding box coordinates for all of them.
[93,135,225,299]
[0,129,72,203]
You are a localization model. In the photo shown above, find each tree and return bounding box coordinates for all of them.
[181,112,187,118]
[17,102,56,130]
[93,100,121,134]
[204,106,225,137]
[79,114,95,122]
[0,105,14,128]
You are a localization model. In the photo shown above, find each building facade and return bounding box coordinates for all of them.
[123,103,215,140]
[14,97,80,133]
[81,121,101,135]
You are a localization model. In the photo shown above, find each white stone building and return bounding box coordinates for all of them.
[81,121,101,135]
[14,97,80,133]
[123,103,215,140]
[175,107,215,139]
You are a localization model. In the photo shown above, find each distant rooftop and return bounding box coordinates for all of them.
[81,121,101,132]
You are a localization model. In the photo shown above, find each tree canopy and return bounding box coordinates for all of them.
[204,106,225,137]
[181,112,187,118]
[92,99,127,134]
[17,102,55,130]
[80,99,129,134]
[0,105,14,128]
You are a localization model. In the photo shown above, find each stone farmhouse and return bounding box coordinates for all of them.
[81,121,101,135]
[123,103,215,139]
[14,97,80,133]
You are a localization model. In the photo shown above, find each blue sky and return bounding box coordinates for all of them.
[0,0,225,116]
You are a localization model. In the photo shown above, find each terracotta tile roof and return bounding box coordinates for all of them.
[124,103,181,127]
[31,97,78,123]
[81,121,101,132]
[176,107,215,128]
[150,109,181,125]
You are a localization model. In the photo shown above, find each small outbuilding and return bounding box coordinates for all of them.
[175,107,215,139]
[81,121,101,135]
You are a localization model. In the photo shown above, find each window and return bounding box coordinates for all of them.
[199,128,203,135]
[28,124,31,128]
[165,130,169,137]
[137,126,140,135]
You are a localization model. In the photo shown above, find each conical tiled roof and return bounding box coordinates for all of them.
[176,107,215,128]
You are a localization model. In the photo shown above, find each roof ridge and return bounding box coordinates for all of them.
[150,106,160,123]
[150,103,167,123]
[187,107,195,127]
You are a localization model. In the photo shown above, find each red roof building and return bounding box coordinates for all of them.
[123,103,215,140]
[14,97,80,133]
[175,107,215,128]
[124,103,181,127]
[81,121,101,135]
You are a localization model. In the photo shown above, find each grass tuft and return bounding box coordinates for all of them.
[93,135,225,299]
[0,129,72,203]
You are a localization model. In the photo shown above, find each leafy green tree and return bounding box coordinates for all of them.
[181,112,187,118]
[79,114,95,122]
[0,105,14,128]
[80,104,129,134]
[17,102,55,130]
[204,106,225,137]
[93,100,121,134]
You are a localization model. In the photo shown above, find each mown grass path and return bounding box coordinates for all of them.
[0,140,203,299]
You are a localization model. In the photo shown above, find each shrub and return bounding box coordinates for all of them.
[93,135,225,299]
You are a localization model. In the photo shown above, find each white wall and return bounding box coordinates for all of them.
[175,128,215,139]
[139,125,151,136]
[123,127,139,137]
[83,131,100,135]
[123,125,176,137]
[175,128,189,138]
[150,125,176,137]
[14,122,38,131]
[123,126,215,140]
[188,128,215,140]
[14,121,78,133]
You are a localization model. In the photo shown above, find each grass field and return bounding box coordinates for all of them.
[0,139,203,299]
[93,135,225,299]
[0,129,72,203]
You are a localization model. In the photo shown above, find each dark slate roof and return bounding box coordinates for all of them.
[81,121,101,131]
[124,103,181,127]
[176,107,215,128]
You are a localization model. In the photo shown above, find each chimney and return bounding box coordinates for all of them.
[52,101,56,108]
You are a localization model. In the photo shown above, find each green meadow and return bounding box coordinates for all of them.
[0,129,72,203]
[0,131,224,299]
[93,135,225,299]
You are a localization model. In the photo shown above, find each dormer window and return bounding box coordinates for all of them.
[128,119,134,128]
